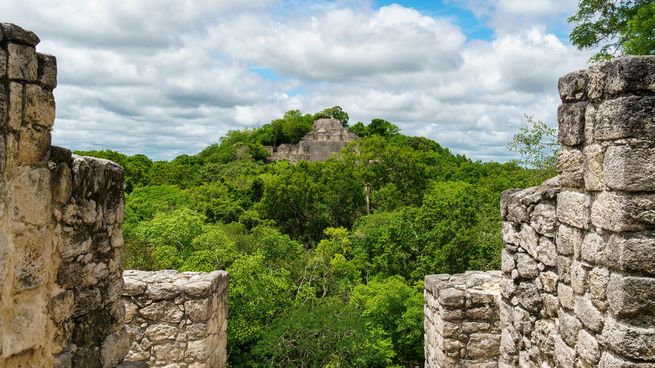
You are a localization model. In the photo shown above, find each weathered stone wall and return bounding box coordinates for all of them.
[122,270,228,368]
[424,271,502,368]
[265,118,358,162]
[426,56,655,367]
[0,23,129,367]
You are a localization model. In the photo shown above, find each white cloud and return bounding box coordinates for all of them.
[2,1,590,161]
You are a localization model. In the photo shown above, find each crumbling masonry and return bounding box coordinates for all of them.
[0,24,228,368]
[425,56,655,367]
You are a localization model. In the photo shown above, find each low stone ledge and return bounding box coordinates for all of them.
[122,270,228,368]
[424,271,502,368]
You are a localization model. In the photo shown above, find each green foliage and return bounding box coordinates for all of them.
[313,105,350,127]
[251,298,396,368]
[115,106,545,367]
[507,115,558,179]
[569,0,655,61]
[75,149,153,192]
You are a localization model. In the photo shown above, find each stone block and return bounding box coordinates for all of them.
[516,253,538,279]
[7,43,37,81]
[598,352,655,367]
[575,294,604,332]
[588,267,610,311]
[501,249,515,273]
[594,96,655,141]
[516,282,541,312]
[557,191,590,229]
[605,145,655,192]
[553,335,576,368]
[438,287,466,307]
[0,23,41,46]
[518,224,539,255]
[607,274,655,326]
[557,255,572,284]
[559,69,589,102]
[607,232,655,275]
[570,261,588,295]
[558,102,587,146]
[536,236,556,267]
[466,333,501,359]
[577,328,600,364]
[557,224,582,256]
[603,56,655,97]
[531,203,557,237]
[592,191,655,232]
[601,317,655,361]
[557,147,584,188]
[9,168,52,225]
[17,125,51,166]
[37,53,57,89]
[583,144,605,191]
[558,309,582,346]
[25,84,56,128]
[580,232,605,265]
[2,301,47,357]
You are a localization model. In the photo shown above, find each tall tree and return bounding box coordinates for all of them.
[569,0,655,61]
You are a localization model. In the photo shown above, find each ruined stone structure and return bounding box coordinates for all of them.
[0,23,229,368]
[425,56,655,367]
[0,23,129,367]
[265,118,358,162]
[424,271,503,367]
[122,270,228,368]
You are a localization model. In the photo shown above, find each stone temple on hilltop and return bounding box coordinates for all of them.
[265,118,358,163]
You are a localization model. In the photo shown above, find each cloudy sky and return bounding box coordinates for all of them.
[3,0,592,161]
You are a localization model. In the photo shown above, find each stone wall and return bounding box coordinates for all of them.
[500,56,655,368]
[122,270,228,368]
[424,271,502,368]
[0,23,129,367]
[426,56,655,368]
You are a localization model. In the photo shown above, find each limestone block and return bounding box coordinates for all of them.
[603,56,655,97]
[558,102,587,146]
[516,253,538,279]
[575,294,604,332]
[13,226,50,291]
[0,23,41,46]
[37,53,57,90]
[580,232,605,265]
[101,328,129,368]
[553,335,576,368]
[557,255,573,284]
[607,232,655,275]
[557,224,582,256]
[536,236,557,267]
[516,282,541,312]
[601,317,655,361]
[9,168,52,225]
[145,323,178,342]
[518,224,539,255]
[17,125,51,166]
[559,308,582,346]
[557,148,584,188]
[466,333,501,359]
[531,203,557,237]
[7,43,38,81]
[2,301,47,357]
[594,96,655,141]
[607,274,655,326]
[557,191,590,229]
[559,69,589,102]
[577,328,600,364]
[139,301,184,323]
[539,271,558,293]
[592,191,655,232]
[588,267,610,311]
[25,84,55,128]
[558,283,575,310]
[501,249,515,273]
[605,145,655,192]
[599,352,655,367]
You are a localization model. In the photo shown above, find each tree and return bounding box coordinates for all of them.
[569,0,655,61]
[314,106,350,127]
[507,115,558,176]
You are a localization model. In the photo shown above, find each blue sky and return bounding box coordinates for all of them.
[2,0,589,161]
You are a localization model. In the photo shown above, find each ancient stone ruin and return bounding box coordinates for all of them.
[265,118,358,162]
[0,23,129,367]
[122,270,228,367]
[425,56,655,367]
[0,23,228,368]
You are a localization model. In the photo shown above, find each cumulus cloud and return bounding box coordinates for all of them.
[2,0,589,161]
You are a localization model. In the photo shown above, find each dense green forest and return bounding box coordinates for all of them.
[78,108,548,367]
